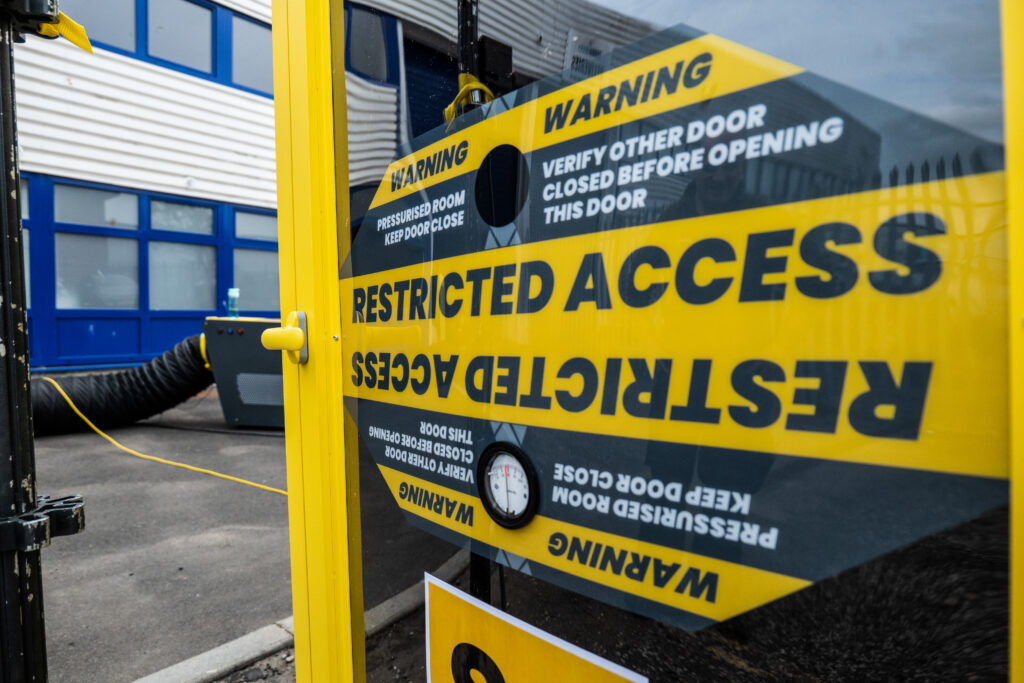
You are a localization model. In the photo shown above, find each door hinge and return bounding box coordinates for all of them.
[0,494,84,553]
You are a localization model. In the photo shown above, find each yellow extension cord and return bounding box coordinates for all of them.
[41,377,287,497]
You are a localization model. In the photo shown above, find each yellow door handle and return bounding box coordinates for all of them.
[262,311,308,364]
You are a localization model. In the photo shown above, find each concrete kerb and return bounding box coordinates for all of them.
[134,549,470,683]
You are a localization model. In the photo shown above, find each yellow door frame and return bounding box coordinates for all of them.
[1005,0,1022,679]
[272,0,364,680]
[269,0,1019,678]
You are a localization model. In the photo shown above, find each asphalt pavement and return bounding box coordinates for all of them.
[32,384,1007,681]
[33,386,457,682]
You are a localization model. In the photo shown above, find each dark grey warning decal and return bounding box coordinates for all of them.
[350,396,1006,583]
[340,23,1008,630]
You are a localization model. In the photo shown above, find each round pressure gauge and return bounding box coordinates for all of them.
[477,443,539,529]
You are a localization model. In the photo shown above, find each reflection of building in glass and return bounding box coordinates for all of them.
[640,71,1004,230]
[741,81,881,206]
[348,0,658,237]
[624,79,883,228]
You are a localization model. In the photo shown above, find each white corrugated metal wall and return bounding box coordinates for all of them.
[13,40,398,206]
[12,0,649,208]
[366,0,652,79]
[14,37,278,207]
[13,0,278,207]
[12,0,405,207]
[347,74,399,187]
[216,0,271,24]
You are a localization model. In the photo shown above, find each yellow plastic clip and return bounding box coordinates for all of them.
[37,12,93,54]
[198,333,212,371]
[443,73,495,123]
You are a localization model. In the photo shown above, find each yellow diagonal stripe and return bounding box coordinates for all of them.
[379,465,810,622]
[370,33,801,208]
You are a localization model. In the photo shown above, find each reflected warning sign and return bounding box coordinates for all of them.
[341,25,1008,630]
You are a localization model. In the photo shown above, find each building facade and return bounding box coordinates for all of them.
[17,0,277,370]
[17,0,646,370]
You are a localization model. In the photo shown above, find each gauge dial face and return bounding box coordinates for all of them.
[486,452,530,517]
[478,444,538,529]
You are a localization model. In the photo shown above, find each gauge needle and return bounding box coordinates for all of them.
[504,465,510,513]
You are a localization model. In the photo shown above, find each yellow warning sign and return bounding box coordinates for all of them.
[345,22,1009,632]
[426,574,647,682]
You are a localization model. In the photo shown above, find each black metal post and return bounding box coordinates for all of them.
[455,0,486,114]
[460,0,492,602]
[0,14,46,681]
[456,0,478,80]
[0,8,87,679]
[469,549,491,605]
[460,0,492,603]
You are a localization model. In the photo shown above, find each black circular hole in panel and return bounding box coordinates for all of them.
[475,144,530,227]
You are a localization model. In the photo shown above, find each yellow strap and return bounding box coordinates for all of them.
[443,73,495,122]
[41,377,287,496]
[37,12,93,54]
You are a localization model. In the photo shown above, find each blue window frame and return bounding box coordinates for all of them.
[22,173,278,370]
[61,0,273,98]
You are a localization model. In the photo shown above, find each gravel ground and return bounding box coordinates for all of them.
[220,651,296,683]
[220,506,1007,681]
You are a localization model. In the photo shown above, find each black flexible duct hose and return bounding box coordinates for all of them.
[31,334,213,436]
